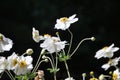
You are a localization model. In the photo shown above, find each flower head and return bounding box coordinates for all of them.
[101,57,120,70]
[32,27,44,43]
[55,14,78,30]
[13,55,33,75]
[112,69,120,80]
[0,33,13,53]
[95,43,119,59]
[40,36,66,53]
[7,52,18,70]
[0,56,7,73]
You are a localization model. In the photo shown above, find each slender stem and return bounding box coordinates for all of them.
[70,38,92,57]
[67,29,73,55]
[33,60,46,73]
[32,52,42,73]
[8,70,15,80]
[0,72,4,78]
[64,60,71,80]
[46,56,56,80]
[5,70,14,80]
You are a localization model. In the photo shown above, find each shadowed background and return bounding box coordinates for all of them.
[0,0,120,80]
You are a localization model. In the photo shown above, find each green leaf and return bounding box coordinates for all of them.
[47,68,60,73]
[59,54,71,62]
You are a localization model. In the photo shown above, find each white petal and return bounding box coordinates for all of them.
[101,64,110,70]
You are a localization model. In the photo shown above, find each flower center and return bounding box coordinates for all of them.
[44,34,51,38]
[89,78,98,80]
[0,34,3,42]
[60,17,68,23]
[102,46,108,51]
[112,73,118,80]
[13,58,17,66]
[19,60,27,68]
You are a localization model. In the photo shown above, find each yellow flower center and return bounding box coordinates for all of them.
[13,58,17,66]
[19,60,27,68]
[0,34,3,42]
[102,46,108,51]
[60,17,68,23]
[44,34,51,37]
[112,73,118,80]
[89,78,98,80]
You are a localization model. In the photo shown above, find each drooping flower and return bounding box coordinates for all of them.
[65,77,75,80]
[112,69,120,80]
[55,14,78,30]
[0,33,13,53]
[95,43,119,59]
[7,52,18,70]
[0,56,7,73]
[32,27,44,43]
[101,57,120,70]
[13,55,33,75]
[40,36,66,53]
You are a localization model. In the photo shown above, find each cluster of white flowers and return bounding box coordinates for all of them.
[2,14,117,80]
[85,44,120,80]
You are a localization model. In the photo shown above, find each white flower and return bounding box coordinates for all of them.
[0,57,7,73]
[40,36,66,53]
[7,52,18,70]
[112,69,120,80]
[0,33,13,53]
[13,55,33,75]
[32,27,44,43]
[95,43,119,59]
[101,57,120,70]
[55,14,78,30]
[65,77,75,80]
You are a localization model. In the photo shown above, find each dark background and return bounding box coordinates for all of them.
[0,0,120,80]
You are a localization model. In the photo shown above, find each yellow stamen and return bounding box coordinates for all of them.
[89,78,98,80]
[102,46,108,50]
[0,34,3,41]
[112,73,118,80]
[13,58,17,66]
[60,17,68,23]
[44,34,51,37]
[19,60,27,68]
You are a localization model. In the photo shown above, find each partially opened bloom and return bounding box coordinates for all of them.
[112,69,120,80]
[32,27,44,43]
[0,33,13,53]
[0,57,7,73]
[40,36,66,53]
[65,77,75,80]
[13,55,33,75]
[55,14,78,30]
[7,52,18,70]
[95,44,119,59]
[101,57,120,70]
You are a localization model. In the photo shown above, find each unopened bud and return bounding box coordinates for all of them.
[99,74,104,80]
[42,55,46,59]
[41,49,46,55]
[44,59,49,62]
[26,48,33,55]
[91,37,95,41]
[82,73,86,77]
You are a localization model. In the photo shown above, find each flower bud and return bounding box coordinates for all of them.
[91,37,95,41]
[26,48,33,55]
[41,49,46,55]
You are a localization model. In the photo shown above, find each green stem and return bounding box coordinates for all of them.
[64,60,71,80]
[67,29,73,55]
[70,37,92,57]
[32,52,42,73]
[5,70,15,80]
